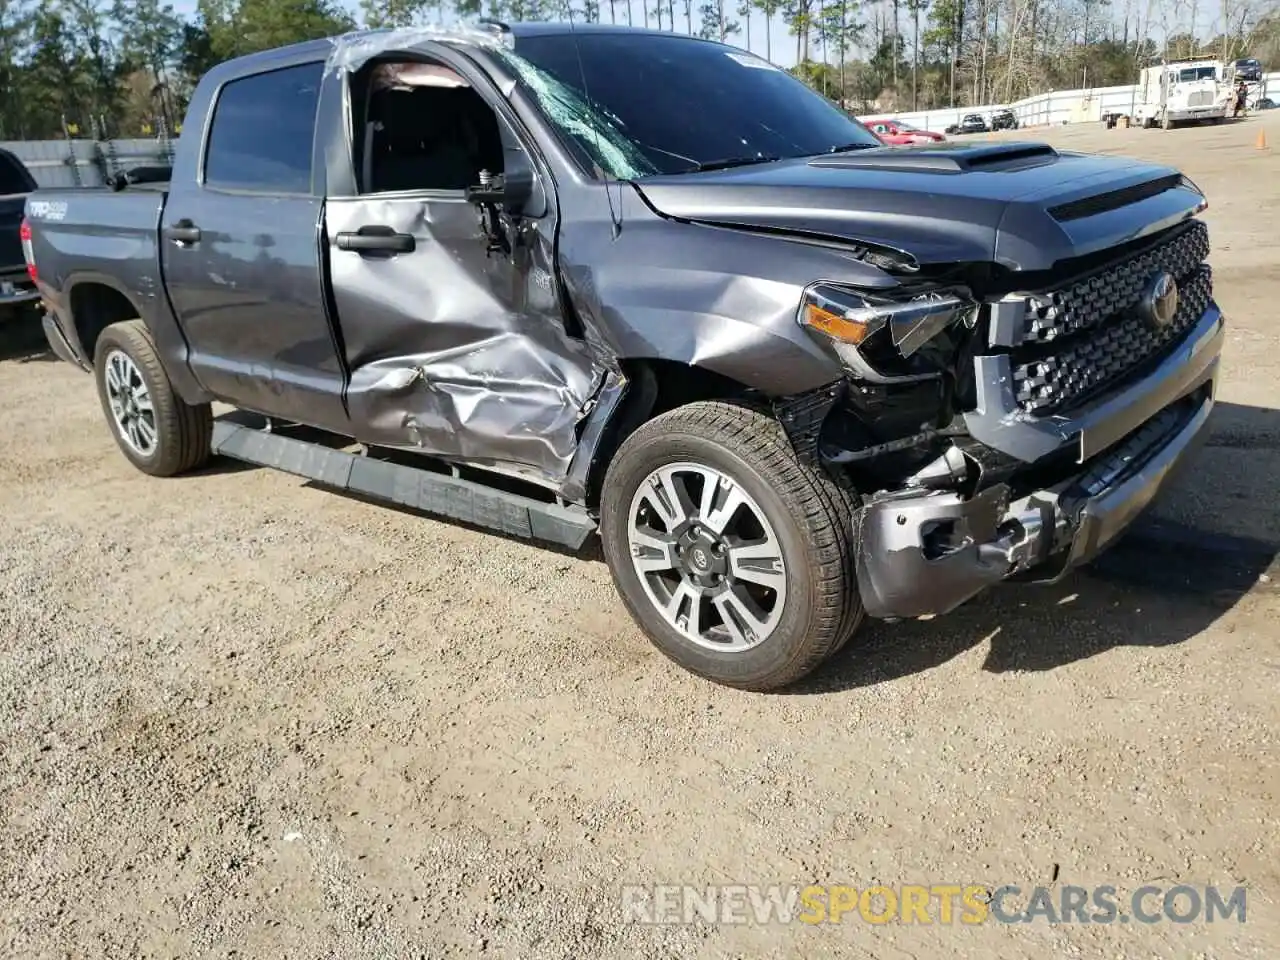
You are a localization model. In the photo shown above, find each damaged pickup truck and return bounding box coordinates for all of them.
[24,23,1223,690]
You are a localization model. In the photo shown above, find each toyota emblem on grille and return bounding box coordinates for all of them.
[1140,272,1180,330]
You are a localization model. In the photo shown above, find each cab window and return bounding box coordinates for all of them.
[203,61,324,194]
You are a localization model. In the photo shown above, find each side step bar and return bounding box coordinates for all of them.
[211,421,597,551]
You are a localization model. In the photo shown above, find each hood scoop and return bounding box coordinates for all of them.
[809,142,1059,174]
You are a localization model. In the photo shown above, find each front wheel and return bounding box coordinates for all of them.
[599,400,864,691]
[93,319,213,477]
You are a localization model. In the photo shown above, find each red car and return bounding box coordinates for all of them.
[865,119,947,146]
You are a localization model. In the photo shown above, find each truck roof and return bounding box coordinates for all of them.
[208,20,716,74]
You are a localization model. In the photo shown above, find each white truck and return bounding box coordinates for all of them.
[1133,57,1233,128]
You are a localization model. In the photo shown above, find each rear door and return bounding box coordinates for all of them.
[0,149,35,273]
[161,58,349,429]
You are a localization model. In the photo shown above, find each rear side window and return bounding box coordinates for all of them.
[0,153,32,195]
[204,62,324,194]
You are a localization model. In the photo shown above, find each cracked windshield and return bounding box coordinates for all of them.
[496,33,883,178]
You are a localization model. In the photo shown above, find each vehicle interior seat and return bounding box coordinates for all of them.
[366,85,504,193]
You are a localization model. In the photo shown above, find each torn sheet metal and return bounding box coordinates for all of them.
[324,24,513,78]
[325,193,602,490]
[348,338,603,487]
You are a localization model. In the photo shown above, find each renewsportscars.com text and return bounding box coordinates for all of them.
[620,883,1248,926]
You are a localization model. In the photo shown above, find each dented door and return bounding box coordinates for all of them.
[324,192,600,487]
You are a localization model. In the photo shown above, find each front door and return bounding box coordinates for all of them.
[324,64,599,488]
[162,58,349,430]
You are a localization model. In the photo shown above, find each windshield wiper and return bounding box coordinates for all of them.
[827,141,883,153]
[686,155,780,172]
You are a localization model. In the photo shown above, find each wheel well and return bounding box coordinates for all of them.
[69,283,139,365]
[582,358,758,510]
[641,358,757,417]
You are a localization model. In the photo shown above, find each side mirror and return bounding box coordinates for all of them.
[464,147,546,218]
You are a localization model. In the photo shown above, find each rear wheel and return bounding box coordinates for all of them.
[93,319,212,477]
[599,400,864,691]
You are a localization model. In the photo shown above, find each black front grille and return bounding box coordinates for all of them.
[1008,219,1213,416]
[1021,219,1209,343]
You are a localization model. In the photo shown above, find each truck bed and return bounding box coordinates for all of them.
[23,188,168,292]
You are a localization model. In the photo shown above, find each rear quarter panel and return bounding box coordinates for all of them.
[24,188,206,402]
[26,188,166,303]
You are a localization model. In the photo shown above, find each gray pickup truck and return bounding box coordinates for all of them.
[0,146,40,320]
[23,23,1223,690]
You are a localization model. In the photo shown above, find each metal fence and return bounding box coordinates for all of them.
[0,136,177,189]
[856,71,1279,132]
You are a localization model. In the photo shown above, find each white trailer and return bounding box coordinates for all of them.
[1132,58,1233,128]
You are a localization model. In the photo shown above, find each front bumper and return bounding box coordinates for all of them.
[854,305,1223,620]
[1170,106,1229,120]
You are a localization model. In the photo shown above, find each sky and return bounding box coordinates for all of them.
[166,0,1227,72]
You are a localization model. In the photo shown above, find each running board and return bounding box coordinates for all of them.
[210,421,597,551]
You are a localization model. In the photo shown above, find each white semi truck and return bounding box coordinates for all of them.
[1133,56,1234,128]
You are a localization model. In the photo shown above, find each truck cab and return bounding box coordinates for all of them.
[1134,57,1233,128]
[23,24,1225,691]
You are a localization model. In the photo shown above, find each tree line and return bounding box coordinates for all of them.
[0,0,1277,141]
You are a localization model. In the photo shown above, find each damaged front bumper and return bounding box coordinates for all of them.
[854,304,1223,620]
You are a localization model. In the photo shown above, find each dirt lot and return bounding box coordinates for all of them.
[2,113,1279,960]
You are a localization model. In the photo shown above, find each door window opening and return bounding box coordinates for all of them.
[353,60,504,194]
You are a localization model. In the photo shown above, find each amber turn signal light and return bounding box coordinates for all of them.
[800,302,882,345]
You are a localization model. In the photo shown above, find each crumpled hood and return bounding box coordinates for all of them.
[630,141,1207,272]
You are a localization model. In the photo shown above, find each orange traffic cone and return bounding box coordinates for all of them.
[1258,128,1269,150]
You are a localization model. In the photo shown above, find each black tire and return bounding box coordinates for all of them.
[93,318,213,477]
[599,400,864,691]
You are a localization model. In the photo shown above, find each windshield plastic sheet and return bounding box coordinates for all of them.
[324,25,513,76]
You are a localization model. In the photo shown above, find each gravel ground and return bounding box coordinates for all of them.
[2,113,1279,959]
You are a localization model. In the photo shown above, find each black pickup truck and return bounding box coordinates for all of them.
[24,23,1224,690]
[0,146,40,320]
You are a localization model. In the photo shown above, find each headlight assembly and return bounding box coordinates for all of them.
[798,282,977,382]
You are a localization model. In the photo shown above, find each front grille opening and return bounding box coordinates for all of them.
[1006,387,1206,502]
[1058,390,1207,515]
